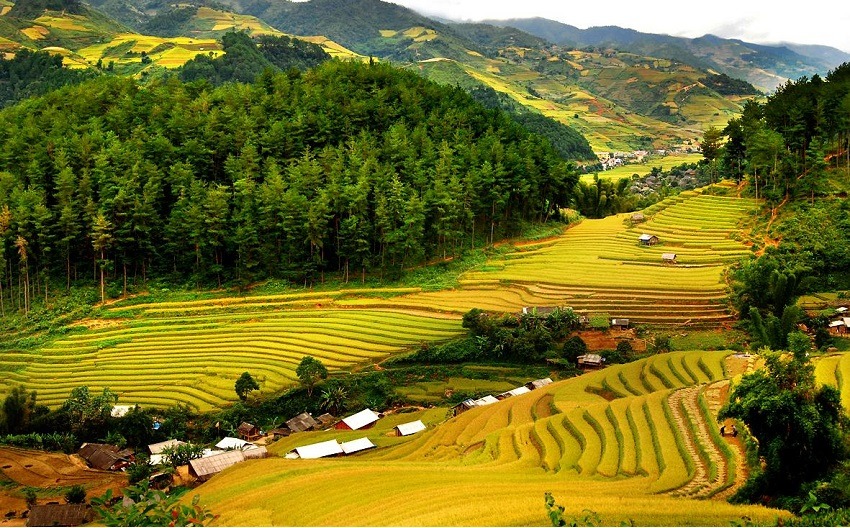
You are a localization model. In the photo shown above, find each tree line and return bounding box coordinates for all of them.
[703,62,850,201]
[0,58,578,313]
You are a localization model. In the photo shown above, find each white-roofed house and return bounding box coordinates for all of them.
[525,378,554,390]
[148,439,185,455]
[496,386,531,400]
[638,233,659,246]
[215,437,256,451]
[340,437,376,455]
[335,408,380,430]
[394,420,426,437]
[472,395,499,406]
[661,253,677,264]
[111,405,132,418]
[829,320,846,335]
[292,439,343,459]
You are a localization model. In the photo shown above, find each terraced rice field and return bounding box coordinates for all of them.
[0,308,462,410]
[193,350,784,525]
[353,189,757,326]
[0,188,756,409]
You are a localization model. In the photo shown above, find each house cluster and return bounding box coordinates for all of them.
[451,377,553,417]
[520,305,631,331]
[828,307,850,334]
[284,408,428,460]
[596,150,650,170]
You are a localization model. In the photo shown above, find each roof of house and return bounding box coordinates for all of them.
[294,439,343,459]
[631,212,645,219]
[148,439,185,455]
[472,395,499,406]
[611,318,630,325]
[395,420,427,436]
[111,405,132,418]
[341,408,380,430]
[189,450,245,480]
[215,437,255,451]
[201,449,225,458]
[837,307,848,313]
[661,253,677,260]
[78,443,127,471]
[578,353,605,365]
[499,386,531,399]
[830,320,846,327]
[340,437,376,454]
[638,233,656,241]
[237,422,258,434]
[527,378,553,390]
[843,317,850,327]
[149,454,165,466]
[27,504,91,527]
[314,413,336,428]
[243,446,268,459]
[455,398,478,410]
[286,412,318,433]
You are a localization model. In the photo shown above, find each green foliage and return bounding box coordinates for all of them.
[562,336,588,363]
[1,385,37,434]
[0,59,577,302]
[296,356,328,397]
[234,372,259,401]
[60,386,118,436]
[544,491,566,527]
[91,481,216,526]
[0,432,77,453]
[650,335,672,354]
[24,489,37,508]
[161,443,205,467]
[0,49,93,108]
[701,73,760,96]
[179,31,329,85]
[126,455,156,485]
[64,485,87,504]
[720,348,847,500]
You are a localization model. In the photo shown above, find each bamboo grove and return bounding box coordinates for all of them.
[0,59,579,312]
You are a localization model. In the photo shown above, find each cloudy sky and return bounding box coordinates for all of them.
[389,0,850,52]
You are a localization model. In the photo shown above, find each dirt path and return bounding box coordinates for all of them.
[755,194,787,256]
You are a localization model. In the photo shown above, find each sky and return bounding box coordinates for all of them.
[388,0,850,53]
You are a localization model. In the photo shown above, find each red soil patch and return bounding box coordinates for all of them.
[574,330,647,352]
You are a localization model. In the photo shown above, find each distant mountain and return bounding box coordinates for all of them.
[486,17,849,91]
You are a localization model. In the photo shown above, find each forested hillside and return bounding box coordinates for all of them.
[0,59,577,311]
[0,49,93,107]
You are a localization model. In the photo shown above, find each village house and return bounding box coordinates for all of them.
[577,353,605,369]
[631,212,646,223]
[290,439,343,459]
[314,413,336,429]
[525,378,553,391]
[77,443,133,471]
[340,437,376,455]
[639,233,659,246]
[662,252,677,264]
[237,422,262,442]
[286,412,318,433]
[189,450,245,482]
[611,318,631,330]
[394,420,427,437]
[27,504,92,527]
[336,408,380,431]
[496,386,531,400]
[215,437,256,451]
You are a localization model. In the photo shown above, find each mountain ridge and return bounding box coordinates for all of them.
[482,17,850,91]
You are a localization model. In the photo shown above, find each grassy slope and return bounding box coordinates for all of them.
[191,351,786,526]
